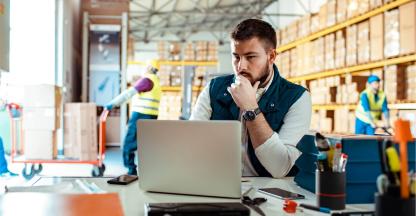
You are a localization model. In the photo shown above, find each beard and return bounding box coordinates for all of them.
[238,63,271,86]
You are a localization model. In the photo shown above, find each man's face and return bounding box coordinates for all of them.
[231,37,275,86]
[370,81,380,92]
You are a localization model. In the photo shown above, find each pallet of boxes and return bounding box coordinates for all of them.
[64,103,98,161]
[22,85,61,160]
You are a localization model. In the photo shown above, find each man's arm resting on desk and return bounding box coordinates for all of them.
[252,92,312,178]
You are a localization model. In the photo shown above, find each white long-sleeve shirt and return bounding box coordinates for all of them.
[189,76,312,178]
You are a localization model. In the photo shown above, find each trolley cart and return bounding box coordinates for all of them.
[8,103,109,180]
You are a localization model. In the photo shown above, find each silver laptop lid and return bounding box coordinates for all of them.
[138,120,242,198]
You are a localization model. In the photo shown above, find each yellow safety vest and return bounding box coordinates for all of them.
[355,88,386,124]
[131,73,161,116]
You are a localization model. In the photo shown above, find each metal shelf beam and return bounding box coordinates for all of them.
[288,54,416,82]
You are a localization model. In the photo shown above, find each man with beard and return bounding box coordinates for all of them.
[190,19,312,178]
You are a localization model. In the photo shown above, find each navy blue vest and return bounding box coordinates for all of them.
[209,65,306,177]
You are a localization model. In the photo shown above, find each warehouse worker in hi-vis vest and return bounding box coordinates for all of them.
[105,60,162,175]
[355,75,390,135]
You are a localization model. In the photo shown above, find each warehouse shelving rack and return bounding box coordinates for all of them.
[277,0,416,112]
[277,0,414,53]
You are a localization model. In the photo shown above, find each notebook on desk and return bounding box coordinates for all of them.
[138,120,242,198]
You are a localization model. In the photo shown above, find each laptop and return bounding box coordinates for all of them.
[137,120,242,198]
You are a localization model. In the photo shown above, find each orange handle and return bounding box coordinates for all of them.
[394,119,413,199]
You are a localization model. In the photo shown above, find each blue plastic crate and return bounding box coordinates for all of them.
[294,134,416,204]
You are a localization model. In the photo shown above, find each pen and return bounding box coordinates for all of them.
[299,203,331,214]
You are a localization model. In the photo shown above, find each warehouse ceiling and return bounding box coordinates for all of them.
[129,0,303,43]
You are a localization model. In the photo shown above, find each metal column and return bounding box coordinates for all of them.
[181,65,195,120]
[120,12,128,144]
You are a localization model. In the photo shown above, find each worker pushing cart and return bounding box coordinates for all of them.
[105,60,162,175]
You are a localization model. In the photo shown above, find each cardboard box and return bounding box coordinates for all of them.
[358,0,369,14]
[384,65,406,101]
[370,0,383,9]
[370,14,384,61]
[106,116,120,146]
[319,3,328,28]
[276,29,281,47]
[399,1,416,55]
[23,85,61,108]
[346,25,357,66]
[335,30,346,68]
[337,0,348,23]
[24,130,55,160]
[347,0,359,18]
[23,107,60,130]
[325,33,335,70]
[327,0,336,27]
[298,14,311,38]
[64,103,98,161]
[357,21,370,64]
[310,14,320,33]
[384,9,400,58]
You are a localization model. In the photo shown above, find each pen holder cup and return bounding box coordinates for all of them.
[316,170,346,210]
[375,193,415,216]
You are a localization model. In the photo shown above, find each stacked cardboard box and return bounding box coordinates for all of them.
[336,75,367,104]
[384,65,405,101]
[335,30,346,68]
[276,29,281,48]
[346,25,357,66]
[298,14,311,38]
[347,0,360,18]
[280,26,290,45]
[310,14,320,33]
[337,0,347,23]
[313,38,325,73]
[278,51,290,78]
[169,42,181,61]
[358,0,370,15]
[170,66,182,86]
[303,42,312,75]
[193,66,207,87]
[196,41,208,61]
[64,103,97,161]
[157,42,167,60]
[327,0,336,27]
[319,3,328,29]
[370,14,384,61]
[399,1,416,55]
[357,21,370,64]
[370,0,383,9]
[288,20,298,43]
[23,85,61,160]
[183,42,195,61]
[311,110,333,133]
[290,48,298,77]
[207,41,218,61]
[158,92,182,120]
[158,65,171,86]
[325,33,335,70]
[406,64,416,100]
[334,108,350,133]
[384,9,400,58]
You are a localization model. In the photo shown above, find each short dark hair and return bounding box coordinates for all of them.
[230,19,277,50]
